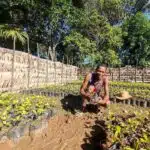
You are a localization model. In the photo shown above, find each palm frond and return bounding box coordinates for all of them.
[0,24,29,44]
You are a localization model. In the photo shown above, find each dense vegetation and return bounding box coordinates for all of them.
[102,105,150,150]
[41,80,150,99]
[1,80,149,131]
[1,80,149,132]
[0,88,149,149]
[0,1,149,148]
[0,93,57,130]
[0,0,150,67]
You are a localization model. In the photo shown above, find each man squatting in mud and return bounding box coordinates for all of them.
[80,65,110,112]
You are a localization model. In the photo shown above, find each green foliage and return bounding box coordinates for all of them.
[110,81,150,99]
[84,0,136,24]
[0,0,149,67]
[64,6,123,66]
[64,31,97,62]
[98,0,127,24]
[97,25,123,66]
[107,110,150,149]
[106,26,123,48]
[110,81,150,90]
[0,93,57,129]
[43,80,150,99]
[122,12,150,67]
[0,24,28,44]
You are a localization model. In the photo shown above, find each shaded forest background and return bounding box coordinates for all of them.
[0,0,150,67]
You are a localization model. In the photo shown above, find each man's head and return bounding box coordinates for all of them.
[95,64,107,77]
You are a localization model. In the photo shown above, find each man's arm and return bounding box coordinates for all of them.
[80,73,91,99]
[103,76,109,101]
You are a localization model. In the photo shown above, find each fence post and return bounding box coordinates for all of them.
[142,68,144,82]
[135,66,137,82]
[112,69,114,81]
[144,66,147,82]
[119,67,121,81]
[66,64,67,84]
[127,65,129,82]
[37,43,40,88]
[46,50,49,86]
[54,61,56,85]
[61,57,64,84]
[61,62,63,84]
[10,37,16,91]
[66,56,69,83]
[69,64,71,83]
[49,61,52,84]
[70,59,73,82]
[27,38,30,90]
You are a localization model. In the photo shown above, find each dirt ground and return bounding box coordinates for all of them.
[0,112,103,150]
[0,103,149,150]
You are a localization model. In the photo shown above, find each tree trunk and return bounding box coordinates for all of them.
[66,55,69,64]
[54,46,57,61]
[49,45,57,61]
[49,46,55,61]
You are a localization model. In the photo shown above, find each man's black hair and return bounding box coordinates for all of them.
[96,64,108,70]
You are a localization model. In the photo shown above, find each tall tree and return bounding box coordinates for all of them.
[122,12,150,67]
[1,0,148,67]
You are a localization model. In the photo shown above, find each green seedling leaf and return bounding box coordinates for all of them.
[115,125,121,138]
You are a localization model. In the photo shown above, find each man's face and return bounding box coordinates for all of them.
[96,66,106,77]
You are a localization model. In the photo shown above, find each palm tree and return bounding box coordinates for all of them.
[0,24,28,91]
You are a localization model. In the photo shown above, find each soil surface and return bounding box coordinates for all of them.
[0,103,149,150]
[0,112,103,150]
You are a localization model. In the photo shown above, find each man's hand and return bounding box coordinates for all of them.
[84,93,91,100]
[103,76,109,102]
[97,99,107,105]
[80,90,91,100]
[80,73,92,99]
